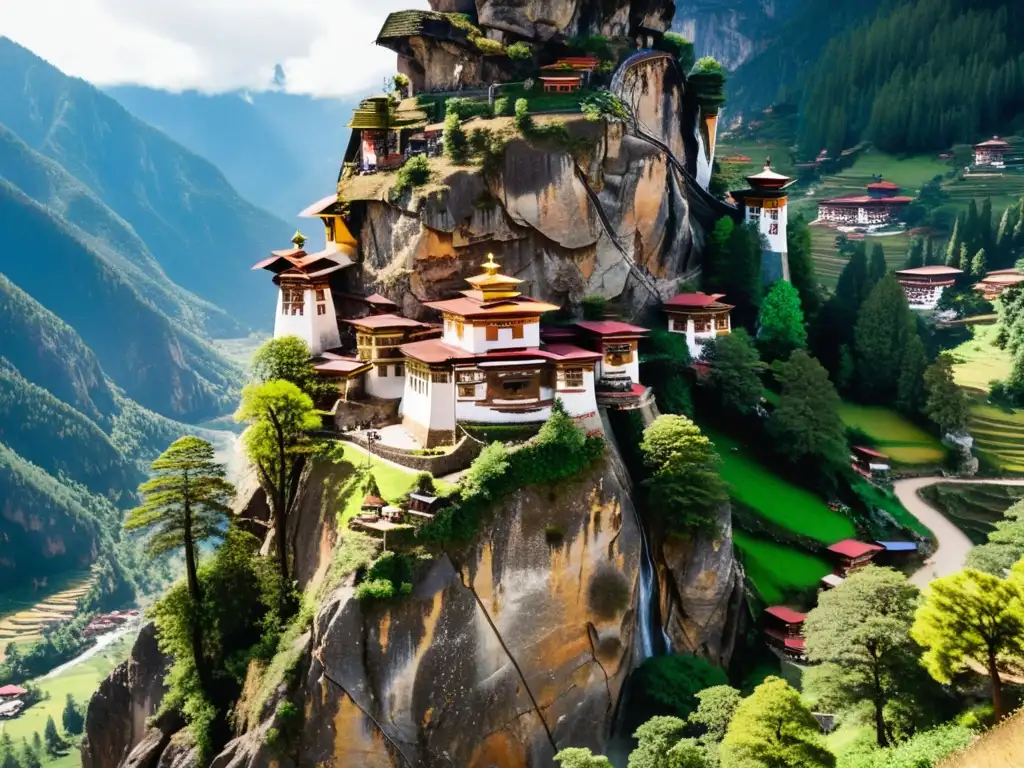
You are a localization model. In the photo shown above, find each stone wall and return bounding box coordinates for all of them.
[340,433,483,476]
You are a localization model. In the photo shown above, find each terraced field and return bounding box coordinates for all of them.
[919,482,1024,544]
[838,402,947,466]
[969,402,1024,474]
[732,530,833,606]
[0,570,95,656]
[950,322,1011,393]
[809,225,915,286]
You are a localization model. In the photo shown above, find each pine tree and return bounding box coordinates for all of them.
[43,716,63,757]
[924,354,970,434]
[125,437,234,687]
[959,243,971,274]
[896,335,927,415]
[868,243,887,286]
[0,733,18,768]
[18,740,41,768]
[854,276,920,404]
[61,694,84,736]
[925,237,937,266]
[972,248,988,278]
[946,219,961,267]
[788,215,820,318]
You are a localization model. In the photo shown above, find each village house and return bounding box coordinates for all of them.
[974,137,1009,168]
[974,268,1024,300]
[895,265,963,311]
[817,181,912,227]
[346,96,424,171]
[851,445,891,480]
[663,292,733,360]
[763,606,807,660]
[827,539,884,576]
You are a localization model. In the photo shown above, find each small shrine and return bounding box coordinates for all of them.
[974,137,1009,168]
[763,606,807,660]
[662,292,733,360]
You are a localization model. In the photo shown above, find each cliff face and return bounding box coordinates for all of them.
[346,54,702,321]
[223,458,643,768]
[671,0,799,70]
[473,0,673,41]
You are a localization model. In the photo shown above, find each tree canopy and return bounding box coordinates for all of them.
[703,329,766,417]
[923,354,970,433]
[720,676,835,768]
[251,335,334,401]
[803,567,921,746]
[757,281,807,362]
[853,275,921,406]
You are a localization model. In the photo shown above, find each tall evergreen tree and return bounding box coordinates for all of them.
[704,330,766,416]
[904,239,924,270]
[958,243,971,275]
[896,335,928,416]
[124,437,234,687]
[43,716,63,757]
[972,248,988,278]
[787,215,820,318]
[945,219,961,267]
[923,354,970,434]
[854,276,920,404]
[924,237,937,266]
[868,243,888,287]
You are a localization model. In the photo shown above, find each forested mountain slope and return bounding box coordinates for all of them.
[106,86,357,222]
[0,36,286,328]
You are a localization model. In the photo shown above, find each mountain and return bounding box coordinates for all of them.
[0,37,288,330]
[671,0,800,70]
[105,86,358,223]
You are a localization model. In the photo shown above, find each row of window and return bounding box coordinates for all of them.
[281,287,328,317]
[376,364,404,378]
[671,316,730,333]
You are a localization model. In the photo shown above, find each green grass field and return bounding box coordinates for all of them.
[0,635,131,763]
[704,428,855,544]
[950,321,1011,394]
[732,530,833,605]
[838,402,947,465]
[969,401,1024,474]
[919,482,1024,544]
[807,226,915,286]
[0,571,96,658]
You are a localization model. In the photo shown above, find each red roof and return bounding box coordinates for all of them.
[827,539,884,559]
[542,343,602,362]
[365,293,398,306]
[853,445,889,459]
[976,137,1009,148]
[867,181,900,190]
[400,338,476,364]
[574,320,650,337]
[664,292,730,309]
[362,495,386,508]
[314,358,371,377]
[540,74,583,82]
[765,606,806,624]
[820,195,913,205]
[0,685,27,697]
[896,265,963,277]
[426,296,560,319]
[343,313,428,330]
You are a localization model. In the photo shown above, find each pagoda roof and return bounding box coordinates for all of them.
[299,195,345,218]
[427,295,561,318]
[343,313,430,331]
[0,685,27,697]
[979,273,1024,285]
[252,248,352,276]
[574,320,650,337]
[827,539,884,559]
[664,292,731,310]
[896,265,963,277]
[986,268,1022,276]
[400,338,477,364]
[365,292,399,306]
[745,159,792,189]
[400,338,600,365]
[820,195,913,205]
[764,606,806,624]
[362,494,386,508]
[764,628,806,651]
[976,137,1009,148]
[867,181,901,190]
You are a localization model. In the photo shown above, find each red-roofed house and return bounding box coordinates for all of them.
[573,320,649,389]
[0,685,27,699]
[895,265,963,310]
[975,137,1009,168]
[817,180,912,227]
[396,254,603,447]
[851,445,891,478]
[663,292,733,359]
[827,539,884,575]
[763,606,807,660]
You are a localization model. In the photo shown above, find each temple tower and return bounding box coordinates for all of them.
[731,159,794,284]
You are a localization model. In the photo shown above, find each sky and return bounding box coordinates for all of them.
[0,0,430,98]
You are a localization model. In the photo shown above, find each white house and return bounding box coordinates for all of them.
[663,292,733,359]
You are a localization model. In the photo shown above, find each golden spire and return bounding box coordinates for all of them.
[291,230,307,249]
[481,253,501,276]
[463,253,524,301]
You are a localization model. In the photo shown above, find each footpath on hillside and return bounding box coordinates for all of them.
[892,477,1024,587]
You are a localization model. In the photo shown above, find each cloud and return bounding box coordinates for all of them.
[0,0,429,97]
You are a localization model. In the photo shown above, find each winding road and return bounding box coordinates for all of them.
[892,477,1024,587]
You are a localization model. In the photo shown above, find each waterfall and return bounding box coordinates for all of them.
[634,504,671,660]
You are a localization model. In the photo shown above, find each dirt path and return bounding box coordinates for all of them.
[892,477,1024,588]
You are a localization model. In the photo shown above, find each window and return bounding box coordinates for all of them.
[282,286,304,316]
[395,364,404,377]
[316,304,326,316]
[486,325,499,341]
[694,316,712,333]
[378,365,388,377]
[748,206,761,221]
[715,315,730,331]
[511,324,524,340]
[431,371,451,384]
[457,370,484,383]
[458,384,477,399]
[559,367,584,389]
[671,317,687,332]
[315,288,326,301]
[408,366,429,395]
[605,343,633,366]
[768,223,779,235]
[768,209,779,221]
[456,320,464,339]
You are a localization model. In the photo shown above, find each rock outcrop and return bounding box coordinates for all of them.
[81,623,177,768]
[474,0,672,41]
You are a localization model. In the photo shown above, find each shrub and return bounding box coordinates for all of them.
[493,96,511,117]
[388,154,431,202]
[473,36,505,55]
[445,97,491,120]
[688,56,726,114]
[353,552,418,602]
[657,33,695,70]
[956,702,995,732]
[443,110,469,163]
[567,34,612,59]
[506,41,531,61]
[581,295,607,319]
[514,98,532,132]
[581,91,629,124]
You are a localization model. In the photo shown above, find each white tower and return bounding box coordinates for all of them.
[731,159,793,284]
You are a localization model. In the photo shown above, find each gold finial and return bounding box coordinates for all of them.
[291,230,307,249]
[482,253,500,276]
[764,156,773,170]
